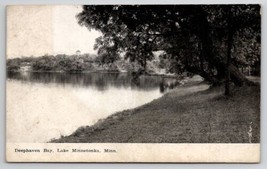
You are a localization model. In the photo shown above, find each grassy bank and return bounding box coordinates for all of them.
[51,79,260,143]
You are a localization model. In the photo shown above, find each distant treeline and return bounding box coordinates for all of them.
[6,54,166,74]
[8,54,94,72]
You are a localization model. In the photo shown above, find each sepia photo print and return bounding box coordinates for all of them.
[6,4,261,162]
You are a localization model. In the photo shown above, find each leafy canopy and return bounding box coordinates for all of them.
[77,5,260,82]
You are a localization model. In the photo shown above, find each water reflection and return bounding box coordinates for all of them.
[7,72,177,92]
[7,72,179,143]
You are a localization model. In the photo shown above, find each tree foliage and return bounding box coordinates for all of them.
[77,5,260,87]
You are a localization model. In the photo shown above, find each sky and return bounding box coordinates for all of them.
[7,5,102,58]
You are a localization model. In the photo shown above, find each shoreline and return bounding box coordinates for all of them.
[50,76,260,143]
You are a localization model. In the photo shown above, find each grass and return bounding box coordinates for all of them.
[51,78,260,143]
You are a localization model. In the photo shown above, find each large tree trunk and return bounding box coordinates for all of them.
[193,8,250,88]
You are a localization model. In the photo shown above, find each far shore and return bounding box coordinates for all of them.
[50,76,260,143]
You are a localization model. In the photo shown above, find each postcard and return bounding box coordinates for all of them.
[6,5,260,162]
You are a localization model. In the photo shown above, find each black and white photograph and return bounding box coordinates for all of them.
[6,4,261,162]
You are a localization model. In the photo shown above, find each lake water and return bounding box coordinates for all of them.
[6,72,178,143]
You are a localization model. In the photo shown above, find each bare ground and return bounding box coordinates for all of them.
[51,78,260,143]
